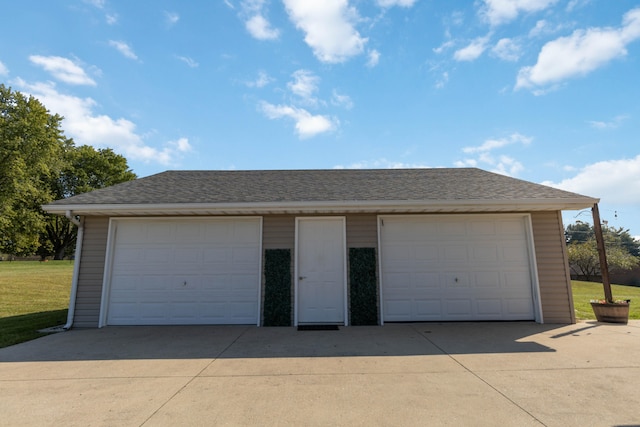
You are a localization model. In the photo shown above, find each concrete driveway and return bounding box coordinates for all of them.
[1,321,639,427]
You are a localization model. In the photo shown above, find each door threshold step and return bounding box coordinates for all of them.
[297,325,340,331]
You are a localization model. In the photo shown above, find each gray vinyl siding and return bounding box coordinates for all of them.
[346,214,378,248]
[531,211,575,324]
[262,215,295,250]
[73,216,109,328]
[261,214,378,250]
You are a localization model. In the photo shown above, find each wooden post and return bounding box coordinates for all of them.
[592,203,613,303]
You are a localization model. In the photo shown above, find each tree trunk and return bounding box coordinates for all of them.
[53,246,66,260]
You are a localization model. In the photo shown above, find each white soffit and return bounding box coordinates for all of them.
[44,198,597,216]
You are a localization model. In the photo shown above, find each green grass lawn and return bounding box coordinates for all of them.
[572,280,640,320]
[0,261,73,348]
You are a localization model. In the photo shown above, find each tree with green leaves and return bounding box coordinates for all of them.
[0,84,66,256]
[566,221,640,256]
[565,221,640,280]
[1,84,137,259]
[40,145,136,259]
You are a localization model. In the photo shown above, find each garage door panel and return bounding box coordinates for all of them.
[203,247,231,263]
[499,219,526,235]
[381,215,536,322]
[469,220,496,235]
[175,223,204,242]
[442,244,468,261]
[175,247,203,263]
[415,245,439,261]
[107,218,261,325]
[442,272,470,288]
[445,299,473,316]
[115,225,146,244]
[476,299,502,316]
[474,271,501,287]
[470,243,499,262]
[502,244,529,262]
[113,248,144,265]
[415,299,442,318]
[505,299,534,317]
[385,299,412,321]
[439,221,465,236]
[234,221,261,241]
[415,273,441,288]
[382,272,412,289]
[146,223,175,243]
[232,247,260,264]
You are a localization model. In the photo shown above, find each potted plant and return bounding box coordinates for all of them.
[589,204,631,324]
[590,299,630,324]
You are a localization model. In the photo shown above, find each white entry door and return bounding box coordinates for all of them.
[296,217,347,325]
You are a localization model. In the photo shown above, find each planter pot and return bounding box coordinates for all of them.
[590,301,630,324]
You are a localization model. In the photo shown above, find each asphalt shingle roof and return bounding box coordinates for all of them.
[46,168,594,207]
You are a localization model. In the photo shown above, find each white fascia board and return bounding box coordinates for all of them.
[43,197,599,216]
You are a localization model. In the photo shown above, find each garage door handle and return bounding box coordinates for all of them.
[299,276,306,280]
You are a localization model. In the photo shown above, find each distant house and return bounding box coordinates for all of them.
[43,168,597,328]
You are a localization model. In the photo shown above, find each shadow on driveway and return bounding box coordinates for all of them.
[0,321,582,362]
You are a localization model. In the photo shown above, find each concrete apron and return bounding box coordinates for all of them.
[1,321,639,427]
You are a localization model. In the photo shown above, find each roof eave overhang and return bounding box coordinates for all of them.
[43,197,599,216]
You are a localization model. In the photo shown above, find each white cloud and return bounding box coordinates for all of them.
[463,132,532,153]
[84,0,105,8]
[433,39,455,54]
[331,90,353,109]
[259,101,335,139]
[528,19,573,38]
[164,11,180,27]
[458,133,531,176]
[481,0,559,26]
[529,20,548,37]
[245,14,280,40]
[29,55,96,86]
[367,49,380,67]
[543,155,640,204]
[456,154,524,176]
[587,114,628,130]
[108,40,139,60]
[287,69,319,103]
[283,0,367,63]
[105,13,118,25]
[84,0,117,24]
[516,7,640,90]
[566,0,590,12]
[245,70,273,88]
[167,137,192,152]
[176,55,199,68]
[14,79,189,165]
[491,38,521,61]
[454,35,491,61]
[376,0,417,7]
[240,0,280,40]
[435,71,449,89]
[0,61,8,76]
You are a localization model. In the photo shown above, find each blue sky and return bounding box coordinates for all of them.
[2,0,639,236]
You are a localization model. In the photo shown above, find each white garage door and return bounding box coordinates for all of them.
[105,218,261,325]
[380,215,538,322]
